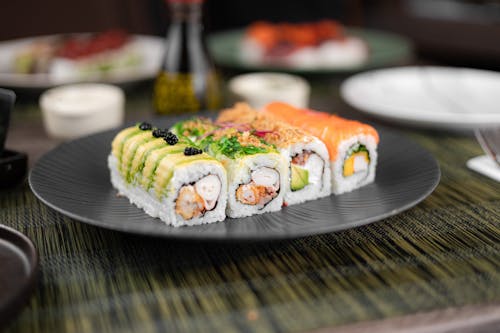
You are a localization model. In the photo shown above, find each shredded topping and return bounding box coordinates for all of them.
[217,103,314,148]
[179,118,216,137]
[172,115,274,159]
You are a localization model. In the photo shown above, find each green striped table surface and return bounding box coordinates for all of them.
[2,108,500,333]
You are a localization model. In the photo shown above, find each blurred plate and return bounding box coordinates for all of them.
[0,224,38,329]
[341,66,500,129]
[207,27,413,74]
[29,113,440,241]
[0,34,164,89]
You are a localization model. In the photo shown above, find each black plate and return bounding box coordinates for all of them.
[0,225,38,329]
[29,122,440,241]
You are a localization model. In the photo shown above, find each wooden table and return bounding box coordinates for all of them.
[2,82,500,332]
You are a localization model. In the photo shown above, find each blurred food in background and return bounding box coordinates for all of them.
[240,20,368,69]
[0,33,163,89]
[1,0,498,75]
[208,26,412,75]
[12,30,140,79]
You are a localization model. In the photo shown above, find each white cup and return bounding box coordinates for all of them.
[228,72,310,109]
[40,83,125,140]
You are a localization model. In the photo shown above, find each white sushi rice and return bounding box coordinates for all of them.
[225,153,287,218]
[331,134,378,195]
[281,138,331,205]
[108,155,227,227]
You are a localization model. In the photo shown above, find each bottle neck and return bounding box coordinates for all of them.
[169,2,202,23]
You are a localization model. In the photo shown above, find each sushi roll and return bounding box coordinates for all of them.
[171,118,287,218]
[263,102,379,195]
[217,103,331,205]
[108,122,228,227]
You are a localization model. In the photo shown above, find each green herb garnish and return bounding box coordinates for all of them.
[209,136,268,159]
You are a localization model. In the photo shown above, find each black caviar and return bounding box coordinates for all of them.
[164,132,179,145]
[184,147,202,156]
[138,122,152,131]
[152,128,168,138]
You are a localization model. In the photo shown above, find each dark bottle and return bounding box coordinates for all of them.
[153,0,221,114]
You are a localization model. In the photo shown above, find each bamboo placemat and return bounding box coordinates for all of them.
[2,132,499,333]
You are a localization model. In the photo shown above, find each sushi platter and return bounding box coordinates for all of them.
[29,105,440,241]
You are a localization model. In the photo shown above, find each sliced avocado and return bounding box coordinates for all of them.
[153,153,213,198]
[120,132,156,178]
[111,127,141,160]
[140,145,187,189]
[291,164,309,191]
[128,138,165,182]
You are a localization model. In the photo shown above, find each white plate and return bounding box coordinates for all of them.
[340,66,500,129]
[0,34,164,89]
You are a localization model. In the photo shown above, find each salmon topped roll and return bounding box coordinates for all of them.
[171,117,287,218]
[108,122,228,227]
[217,103,331,205]
[263,102,379,194]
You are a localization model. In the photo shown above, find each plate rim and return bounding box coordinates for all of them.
[0,224,39,328]
[340,65,500,129]
[28,125,440,241]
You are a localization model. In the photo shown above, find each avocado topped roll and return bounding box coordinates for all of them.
[217,103,331,205]
[171,118,287,218]
[108,122,227,227]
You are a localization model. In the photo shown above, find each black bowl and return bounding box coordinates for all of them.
[0,150,28,188]
[0,88,16,156]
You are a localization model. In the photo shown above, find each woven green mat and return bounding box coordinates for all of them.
[2,133,499,333]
